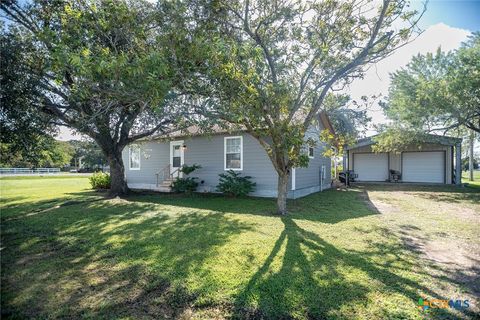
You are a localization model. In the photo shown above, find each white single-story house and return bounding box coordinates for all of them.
[344,134,462,184]
[122,112,335,198]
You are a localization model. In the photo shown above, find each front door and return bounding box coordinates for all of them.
[170,141,184,178]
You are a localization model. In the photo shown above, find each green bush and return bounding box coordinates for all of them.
[171,177,199,193]
[171,163,201,194]
[89,172,111,189]
[179,164,202,175]
[216,170,256,197]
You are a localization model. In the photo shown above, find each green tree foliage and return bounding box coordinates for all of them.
[1,0,193,196]
[0,24,57,160]
[372,126,432,153]
[319,94,372,180]
[324,95,372,141]
[320,94,371,155]
[69,140,108,169]
[462,156,478,171]
[195,0,422,213]
[375,34,479,181]
[0,137,74,168]
[377,33,480,146]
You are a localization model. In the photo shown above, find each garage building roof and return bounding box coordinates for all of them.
[347,133,462,150]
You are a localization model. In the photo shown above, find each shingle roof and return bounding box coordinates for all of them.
[142,111,335,141]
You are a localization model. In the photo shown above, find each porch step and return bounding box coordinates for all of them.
[160,179,174,186]
[155,178,174,192]
[128,183,172,193]
[156,186,172,192]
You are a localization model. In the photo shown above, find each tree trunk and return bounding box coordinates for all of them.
[108,150,129,197]
[277,172,289,215]
[469,131,475,181]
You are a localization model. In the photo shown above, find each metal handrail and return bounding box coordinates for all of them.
[156,164,170,187]
[155,164,182,186]
[171,167,180,179]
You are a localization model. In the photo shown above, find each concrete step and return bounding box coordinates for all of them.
[155,186,172,192]
[129,184,172,193]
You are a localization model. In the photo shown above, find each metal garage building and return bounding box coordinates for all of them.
[344,135,462,184]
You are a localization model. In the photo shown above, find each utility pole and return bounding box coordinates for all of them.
[469,131,475,181]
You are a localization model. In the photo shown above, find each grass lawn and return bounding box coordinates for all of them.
[463,170,480,188]
[1,177,479,319]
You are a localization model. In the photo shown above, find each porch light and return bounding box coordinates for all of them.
[182,144,187,151]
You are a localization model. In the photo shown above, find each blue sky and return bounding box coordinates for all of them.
[413,0,480,31]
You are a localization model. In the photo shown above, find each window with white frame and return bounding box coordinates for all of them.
[308,146,314,158]
[129,145,141,170]
[224,136,243,170]
[302,144,315,159]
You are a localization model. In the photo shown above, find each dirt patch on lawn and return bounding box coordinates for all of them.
[360,187,480,308]
[416,238,480,304]
[358,190,400,214]
[396,229,480,315]
[423,240,478,269]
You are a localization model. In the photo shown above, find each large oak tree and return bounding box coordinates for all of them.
[196,0,423,214]
[1,0,192,195]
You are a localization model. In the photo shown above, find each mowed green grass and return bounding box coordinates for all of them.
[463,170,480,188]
[1,177,479,319]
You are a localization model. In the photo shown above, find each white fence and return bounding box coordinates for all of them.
[0,168,61,175]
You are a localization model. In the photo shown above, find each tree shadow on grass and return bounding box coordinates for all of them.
[232,217,476,319]
[1,197,253,319]
[0,190,103,221]
[4,187,477,319]
[0,195,28,205]
[126,188,378,224]
[4,185,379,225]
[414,192,480,205]
[358,183,480,205]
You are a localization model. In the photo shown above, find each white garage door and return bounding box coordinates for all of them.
[402,152,445,183]
[354,153,388,182]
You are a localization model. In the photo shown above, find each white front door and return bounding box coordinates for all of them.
[170,141,184,177]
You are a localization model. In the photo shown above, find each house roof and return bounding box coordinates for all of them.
[158,124,231,139]
[143,111,335,141]
[347,133,462,150]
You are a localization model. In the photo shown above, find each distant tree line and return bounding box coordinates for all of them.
[0,137,107,170]
[0,138,72,168]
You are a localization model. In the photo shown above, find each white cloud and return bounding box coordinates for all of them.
[346,23,471,135]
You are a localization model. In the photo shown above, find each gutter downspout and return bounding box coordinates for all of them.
[292,168,296,199]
